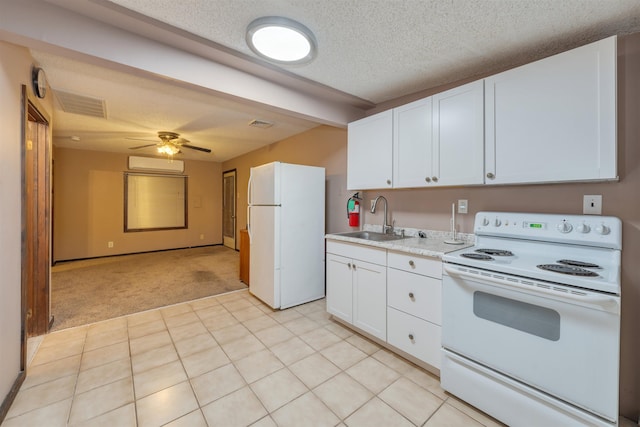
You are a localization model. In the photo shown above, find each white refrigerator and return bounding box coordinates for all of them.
[247,162,325,309]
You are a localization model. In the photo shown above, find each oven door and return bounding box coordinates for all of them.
[442,263,620,422]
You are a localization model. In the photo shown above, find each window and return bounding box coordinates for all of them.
[124,173,187,231]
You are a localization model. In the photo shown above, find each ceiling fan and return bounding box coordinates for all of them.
[128,131,212,156]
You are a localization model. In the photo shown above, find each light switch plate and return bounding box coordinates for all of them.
[583,195,602,215]
[458,199,468,214]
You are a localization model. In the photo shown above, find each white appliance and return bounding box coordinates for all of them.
[247,162,325,309]
[441,212,622,427]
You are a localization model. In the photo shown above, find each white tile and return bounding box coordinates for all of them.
[31,337,85,366]
[345,334,381,355]
[313,372,373,419]
[211,323,251,345]
[174,332,218,358]
[372,348,415,374]
[163,409,208,427]
[71,403,136,427]
[201,386,267,427]
[346,357,400,394]
[80,341,130,371]
[282,317,320,335]
[6,375,76,418]
[161,303,194,319]
[136,381,199,427]
[320,340,367,370]
[289,353,340,389]
[22,354,81,390]
[254,324,295,348]
[84,327,128,352]
[76,358,131,394]
[299,327,342,351]
[129,330,172,355]
[128,319,167,340]
[2,398,71,427]
[379,377,443,425]
[127,310,162,328]
[231,305,265,322]
[242,315,279,333]
[133,359,187,398]
[271,392,339,427]
[168,320,208,342]
[250,368,308,412]
[345,397,414,427]
[68,377,134,425]
[202,312,238,331]
[131,344,179,374]
[424,402,485,427]
[190,296,221,311]
[235,349,284,384]
[164,311,200,328]
[220,334,266,360]
[181,346,230,378]
[270,337,315,366]
[323,322,354,339]
[445,396,506,427]
[190,363,245,406]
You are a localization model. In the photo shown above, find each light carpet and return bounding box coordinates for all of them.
[51,246,246,331]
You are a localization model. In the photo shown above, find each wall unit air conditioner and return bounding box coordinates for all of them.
[128,156,184,173]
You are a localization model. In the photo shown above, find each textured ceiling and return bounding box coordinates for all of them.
[19,0,640,161]
[107,0,640,102]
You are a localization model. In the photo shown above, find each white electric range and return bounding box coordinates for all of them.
[441,212,622,427]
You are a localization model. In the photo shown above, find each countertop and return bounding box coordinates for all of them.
[325,225,474,259]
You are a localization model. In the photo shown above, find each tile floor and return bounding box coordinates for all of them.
[3,289,505,427]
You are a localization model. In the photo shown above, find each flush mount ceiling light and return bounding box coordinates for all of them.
[246,16,317,65]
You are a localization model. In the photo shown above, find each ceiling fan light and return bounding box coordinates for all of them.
[157,144,180,156]
[246,16,316,65]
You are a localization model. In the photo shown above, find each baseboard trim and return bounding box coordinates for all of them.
[0,370,25,424]
[53,244,223,265]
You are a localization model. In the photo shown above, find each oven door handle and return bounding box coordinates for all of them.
[443,265,620,312]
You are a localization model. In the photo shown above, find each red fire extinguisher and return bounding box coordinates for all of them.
[347,193,361,227]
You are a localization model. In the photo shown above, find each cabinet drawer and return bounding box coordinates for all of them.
[388,251,441,278]
[387,268,441,325]
[387,307,441,369]
[326,240,386,265]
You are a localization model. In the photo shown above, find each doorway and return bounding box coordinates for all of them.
[223,169,237,249]
[23,97,52,337]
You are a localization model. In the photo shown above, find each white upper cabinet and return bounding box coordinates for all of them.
[347,110,393,190]
[393,97,433,188]
[432,80,485,186]
[484,36,617,185]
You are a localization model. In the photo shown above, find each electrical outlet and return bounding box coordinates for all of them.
[583,195,602,215]
[458,199,468,214]
[108,241,114,248]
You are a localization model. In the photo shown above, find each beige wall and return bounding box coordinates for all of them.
[0,42,54,408]
[53,148,222,261]
[222,125,350,249]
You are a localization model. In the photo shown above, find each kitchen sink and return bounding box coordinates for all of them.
[336,231,411,242]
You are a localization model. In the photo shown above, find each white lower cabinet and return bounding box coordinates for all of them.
[387,307,442,369]
[326,241,387,340]
[386,251,443,369]
[326,241,443,370]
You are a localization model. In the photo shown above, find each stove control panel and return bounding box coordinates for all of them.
[474,212,622,249]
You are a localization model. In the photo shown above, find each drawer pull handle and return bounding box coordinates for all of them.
[408,260,415,267]
[408,292,415,300]
[408,334,414,341]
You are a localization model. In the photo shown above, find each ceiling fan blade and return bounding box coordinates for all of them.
[181,144,211,153]
[126,137,158,142]
[128,143,158,150]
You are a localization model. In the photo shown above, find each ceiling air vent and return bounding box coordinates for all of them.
[52,89,107,119]
[248,119,274,129]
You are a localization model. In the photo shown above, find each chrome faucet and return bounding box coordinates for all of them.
[371,196,393,234]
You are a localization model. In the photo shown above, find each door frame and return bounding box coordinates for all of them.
[23,94,52,338]
[222,169,237,249]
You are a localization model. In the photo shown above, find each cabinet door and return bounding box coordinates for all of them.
[353,259,387,340]
[393,97,433,188]
[326,253,353,324]
[485,36,616,185]
[432,80,485,186]
[347,110,393,190]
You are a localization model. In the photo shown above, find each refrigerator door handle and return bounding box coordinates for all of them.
[247,205,252,243]
[247,172,253,206]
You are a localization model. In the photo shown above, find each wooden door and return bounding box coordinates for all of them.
[223,169,236,249]
[24,102,51,336]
